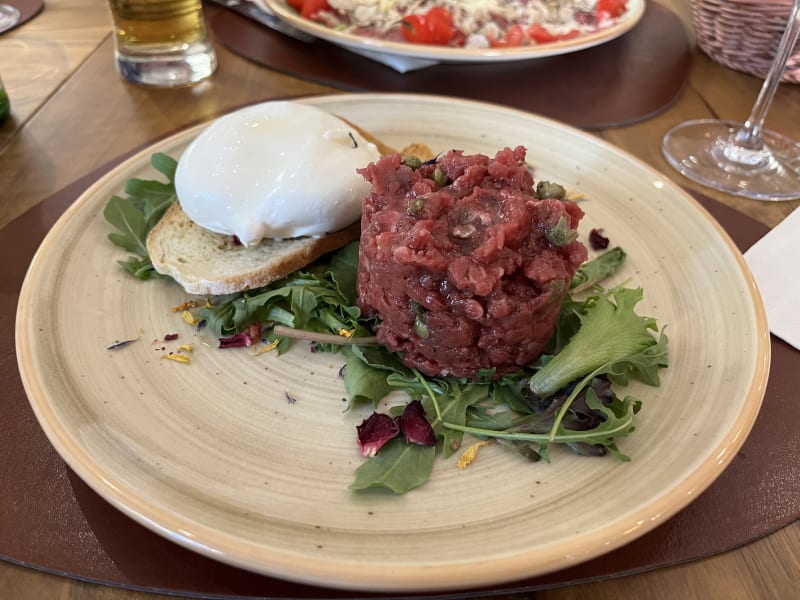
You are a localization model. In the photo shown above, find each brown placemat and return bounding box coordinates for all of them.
[0,0,44,35]
[1,159,798,599]
[209,2,690,130]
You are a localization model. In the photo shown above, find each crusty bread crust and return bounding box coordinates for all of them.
[147,202,361,295]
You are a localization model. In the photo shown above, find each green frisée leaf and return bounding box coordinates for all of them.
[529,286,667,398]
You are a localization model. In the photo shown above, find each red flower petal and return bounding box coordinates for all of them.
[399,400,436,446]
[218,332,253,348]
[589,228,610,250]
[356,413,400,457]
[218,322,263,348]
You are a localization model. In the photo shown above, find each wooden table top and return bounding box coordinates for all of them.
[0,1,798,598]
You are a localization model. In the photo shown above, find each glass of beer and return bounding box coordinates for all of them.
[107,0,217,87]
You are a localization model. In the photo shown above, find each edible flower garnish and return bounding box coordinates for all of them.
[172,300,203,312]
[356,400,436,459]
[356,413,400,457]
[589,227,611,250]
[457,440,493,469]
[398,400,436,446]
[254,338,281,355]
[219,322,262,348]
[161,353,190,364]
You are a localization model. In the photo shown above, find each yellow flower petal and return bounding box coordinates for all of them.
[176,344,193,353]
[161,353,191,364]
[254,338,281,355]
[457,440,492,470]
[172,300,202,312]
[338,329,355,338]
[182,310,199,325]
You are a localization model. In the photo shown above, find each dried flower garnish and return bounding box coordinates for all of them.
[355,400,436,458]
[161,353,191,364]
[182,310,200,326]
[254,338,280,355]
[218,332,253,348]
[457,440,492,469]
[589,228,610,250]
[356,413,400,457]
[219,322,262,348]
[107,337,140,350]
[566,191,584,202]
[172,300,203,312]
[399,400,436,446]
[176,344,193,353]
[164,333,179,341]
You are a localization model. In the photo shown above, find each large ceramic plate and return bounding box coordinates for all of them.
[258,0,645,71]
[16,94,768,593]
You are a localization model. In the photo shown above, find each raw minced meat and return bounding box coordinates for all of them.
[356,146,588,379]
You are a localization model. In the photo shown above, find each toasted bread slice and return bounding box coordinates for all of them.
[146,202,361,295]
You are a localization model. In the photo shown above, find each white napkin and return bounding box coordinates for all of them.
[744,206,800,350]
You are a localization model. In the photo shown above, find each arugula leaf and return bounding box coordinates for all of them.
[195,258,371,347]
[326,241,360,306]
[421,380,490,458]
[105,195,150,256]
[570,246,626,292]
[350,437,436,493]
[342,347,395,409]
[104,153,177,280]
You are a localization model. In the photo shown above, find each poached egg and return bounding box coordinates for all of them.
[175,101,381,246]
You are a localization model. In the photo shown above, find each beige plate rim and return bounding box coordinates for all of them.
[15,93,770,593]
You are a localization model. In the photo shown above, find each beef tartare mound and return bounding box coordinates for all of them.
[356,146,588,380]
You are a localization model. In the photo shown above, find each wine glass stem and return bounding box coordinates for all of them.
[734,0,800,150]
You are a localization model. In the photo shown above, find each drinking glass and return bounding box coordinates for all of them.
[107,0,217,87]
[662,0,800,201]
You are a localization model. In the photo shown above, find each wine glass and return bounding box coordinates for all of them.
[662,0,800,201]
[0,3,20,34]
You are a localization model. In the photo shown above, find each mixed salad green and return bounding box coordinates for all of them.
[105,153,669,494]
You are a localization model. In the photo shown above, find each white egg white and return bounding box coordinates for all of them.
[175,101,381,246]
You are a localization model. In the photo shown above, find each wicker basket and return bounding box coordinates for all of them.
[690,0,800,83]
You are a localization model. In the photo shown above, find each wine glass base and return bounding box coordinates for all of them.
[662,119,800,201]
